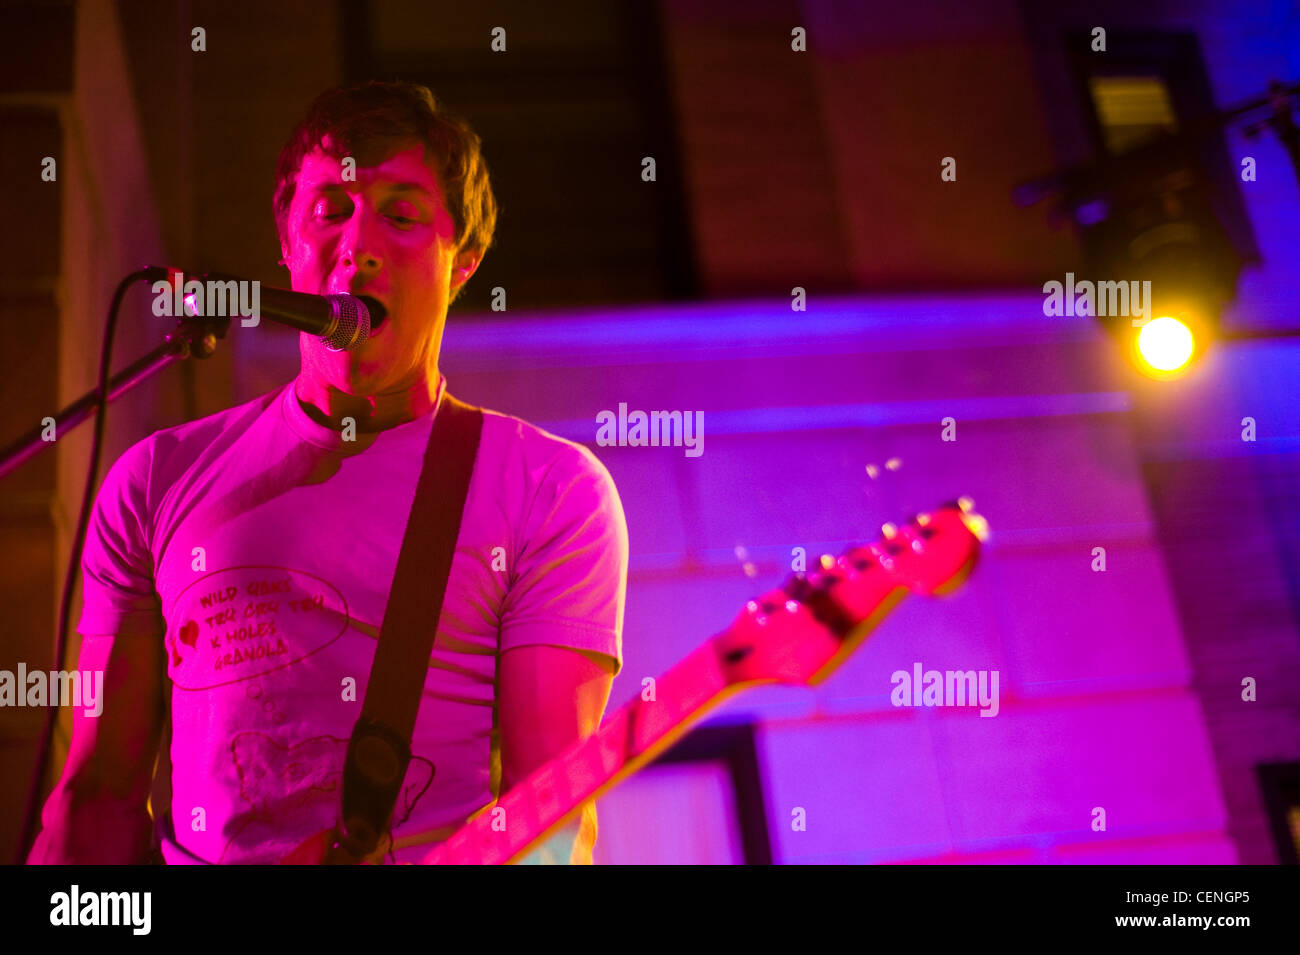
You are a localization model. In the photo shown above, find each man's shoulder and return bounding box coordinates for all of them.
[109,384,288,487]
[149,384,287,454]
[476,404,614,489]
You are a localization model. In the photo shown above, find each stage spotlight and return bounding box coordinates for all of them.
[1015,80,1262,380]
[1136,316,1195,374]
[1121,279,1216,378]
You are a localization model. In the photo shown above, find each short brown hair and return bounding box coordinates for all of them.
[273,82,498,300]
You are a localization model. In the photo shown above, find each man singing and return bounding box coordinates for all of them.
[28,81,629,865]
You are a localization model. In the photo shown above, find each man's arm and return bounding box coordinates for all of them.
[26,631,166,864]
[499,645,616,864]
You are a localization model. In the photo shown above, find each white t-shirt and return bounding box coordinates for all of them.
[77,374,628,864]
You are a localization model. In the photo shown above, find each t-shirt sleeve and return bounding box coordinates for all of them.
[499,443,629,676]
[76,437,165,638]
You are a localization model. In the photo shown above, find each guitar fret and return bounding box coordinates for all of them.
[473,807,499,862]
[498,787,533,863]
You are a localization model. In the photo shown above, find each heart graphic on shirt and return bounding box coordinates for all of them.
[179,620,199,648]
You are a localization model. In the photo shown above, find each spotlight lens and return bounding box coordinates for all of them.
[1138,316,1194,371]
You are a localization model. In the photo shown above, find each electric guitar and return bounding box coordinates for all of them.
[284,497,987,864]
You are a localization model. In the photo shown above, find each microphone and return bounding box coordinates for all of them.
[192,271,386,351]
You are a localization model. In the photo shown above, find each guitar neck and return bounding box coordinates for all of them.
[422,636,748,864]
[419,501,986,864]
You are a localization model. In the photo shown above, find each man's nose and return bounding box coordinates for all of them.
[339,205,383,273]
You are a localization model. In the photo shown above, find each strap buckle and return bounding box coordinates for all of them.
[331,716,412,863]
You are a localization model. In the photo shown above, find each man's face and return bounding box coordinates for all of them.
[280,138,479,395]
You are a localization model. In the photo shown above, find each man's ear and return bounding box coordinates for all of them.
[450,250,482,292]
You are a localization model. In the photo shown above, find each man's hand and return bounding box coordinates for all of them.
[27,631,165,865]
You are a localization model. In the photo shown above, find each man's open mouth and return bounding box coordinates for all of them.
[357,295,387,330]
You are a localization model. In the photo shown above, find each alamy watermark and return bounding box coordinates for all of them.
[0,665,103,717]
[1042,273,1153,326]
[50,885,150,935]
[890,662,999,717]
[595,402,703,457]
[152,272,261,327]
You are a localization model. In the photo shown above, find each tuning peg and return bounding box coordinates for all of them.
[868,542,896,570]
[880,522,898,540]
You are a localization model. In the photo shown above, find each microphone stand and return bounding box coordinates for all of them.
[4,266,230,864]
[0,269,230,479]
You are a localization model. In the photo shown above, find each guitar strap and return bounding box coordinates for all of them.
[328,392,482,863]
[152,390,483,865]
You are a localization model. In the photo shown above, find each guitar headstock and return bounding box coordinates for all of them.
[712,498,988,688]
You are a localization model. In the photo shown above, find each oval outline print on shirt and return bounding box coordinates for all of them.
[166,565,351,690]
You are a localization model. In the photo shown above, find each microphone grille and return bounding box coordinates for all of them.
[322,295,371,351]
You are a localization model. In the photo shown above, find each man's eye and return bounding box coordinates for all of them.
[388,215,415,226]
